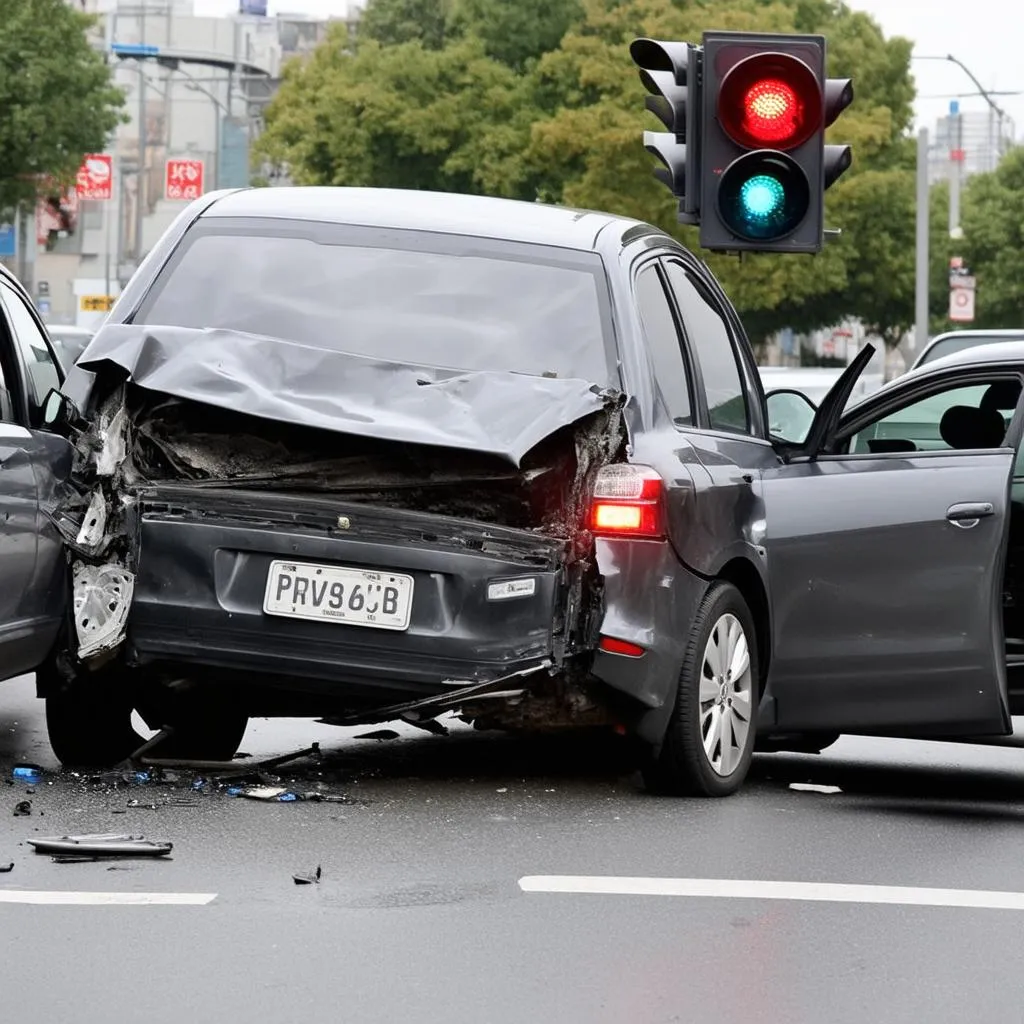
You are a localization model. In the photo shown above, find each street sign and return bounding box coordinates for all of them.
[76,154,113,201]
[80,295,115,313]
[0,224,15,258]
[165,158,204,201]
[111,43,160,58]
[949,286,975,323]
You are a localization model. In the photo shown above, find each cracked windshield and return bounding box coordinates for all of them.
[3,0,1024,1021]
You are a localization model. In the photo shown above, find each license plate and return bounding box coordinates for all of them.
[262,560,414,631]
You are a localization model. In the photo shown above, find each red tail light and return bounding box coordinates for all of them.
[590,464,665,539]
[718,52,822,150]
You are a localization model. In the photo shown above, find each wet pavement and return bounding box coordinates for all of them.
[4,672,1024,1022]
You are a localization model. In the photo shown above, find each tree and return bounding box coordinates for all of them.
[960,146,1024,327]
[0,0,124,215]
[357,0,454,51]
[357,0,583,69]
[255,26,537,198]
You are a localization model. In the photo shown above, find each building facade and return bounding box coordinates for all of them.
[6,0,362,328]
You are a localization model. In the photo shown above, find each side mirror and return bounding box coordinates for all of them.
[766,388,817,445]
[41,388,82,435]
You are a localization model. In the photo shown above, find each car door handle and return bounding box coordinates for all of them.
[946,502,994,527]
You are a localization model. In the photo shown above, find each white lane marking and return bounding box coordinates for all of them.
[0,890,217,906]
[518,876,1024,911]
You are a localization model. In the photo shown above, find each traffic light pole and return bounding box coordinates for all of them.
[914,127,930,354]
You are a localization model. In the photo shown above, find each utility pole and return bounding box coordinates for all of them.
[134,3,147,265]
[915,128,930,354]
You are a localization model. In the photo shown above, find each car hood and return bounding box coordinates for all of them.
[72,324,620,467]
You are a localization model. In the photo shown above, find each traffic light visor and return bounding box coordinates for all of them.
[717,152,810,241]
[718,52,822,150]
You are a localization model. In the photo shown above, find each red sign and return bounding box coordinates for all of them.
[76,154,113,200]
[165,158,204,201]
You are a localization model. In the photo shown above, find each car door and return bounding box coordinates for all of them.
[762,361,1023,738]
[0,278,72,681]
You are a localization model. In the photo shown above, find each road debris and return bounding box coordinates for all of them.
[354,730,401,741]
[789,782,843,795]
[13,801,31,816]
[293,865,322,885]
[29,833,173,858]
[12,764,43,785]
[0,862,13,873]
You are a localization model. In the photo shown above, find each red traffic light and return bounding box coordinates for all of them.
[718,52,822,150]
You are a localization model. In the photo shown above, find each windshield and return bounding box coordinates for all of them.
[919,332,1024,365]
[137,228,615,385]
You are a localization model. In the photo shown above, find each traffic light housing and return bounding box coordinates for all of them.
[629,38,701,224]
[698,31,853,253]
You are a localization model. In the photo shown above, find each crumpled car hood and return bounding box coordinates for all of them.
[73,324,620,466]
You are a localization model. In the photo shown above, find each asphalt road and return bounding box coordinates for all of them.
[4,673,1024,1023]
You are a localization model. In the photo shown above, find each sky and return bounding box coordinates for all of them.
[191,0,1024,137]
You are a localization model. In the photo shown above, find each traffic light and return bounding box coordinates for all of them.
[699,31,853,253]
[629,38,701,225]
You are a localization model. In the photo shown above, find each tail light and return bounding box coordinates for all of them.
[590,464,665,539]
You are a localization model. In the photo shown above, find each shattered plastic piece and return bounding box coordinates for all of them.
[29,833,173,857]
[126,799,157,809]
[278,793,299,802]
[74,490,108,550]
[12,764,44,784]
[241,786,288,801]
[0,862,12,873]
[134,771,152,784]
[293,865,322,885]
[788,783,842,795]
[73,562,135,659]
[13,801,31,817]
[225,787,243,797]
[95,404,128,477]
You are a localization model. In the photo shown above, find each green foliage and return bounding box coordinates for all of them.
[0,0,125,215]
[358,0,583,69]
[960,146,1024,327]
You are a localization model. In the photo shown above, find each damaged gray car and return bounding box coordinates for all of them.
[36,186,1020,797]
[43,186,773,795]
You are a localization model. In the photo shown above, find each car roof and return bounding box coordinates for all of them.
[903,339,1024,378]
[912,328,1024,366]
[201,186,659,252]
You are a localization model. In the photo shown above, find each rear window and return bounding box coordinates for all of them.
[920,334,1024,365]
[137,228,614,385]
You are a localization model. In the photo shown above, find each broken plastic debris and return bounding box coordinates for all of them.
[29,833,173,857]
[74,490,108,550]
[789,782,842,795]
[12,764,43,785]
[0,862,12,873]
[13,801,31,817]
[241,786,290,801]
[293,865,322,885]
[73,562,135,659]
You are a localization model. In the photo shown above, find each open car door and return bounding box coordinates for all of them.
[761,347,1016,739]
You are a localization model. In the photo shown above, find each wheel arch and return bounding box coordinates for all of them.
[716,556,771,693]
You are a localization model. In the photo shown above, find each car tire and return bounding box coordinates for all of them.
[45,672,143,768]
[643,581,759,798]
[46,672,249,767]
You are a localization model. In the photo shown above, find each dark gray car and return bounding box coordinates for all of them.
[36,187,1023,797]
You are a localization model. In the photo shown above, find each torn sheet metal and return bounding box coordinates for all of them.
[73,562,135,659]
[75,324,621,467]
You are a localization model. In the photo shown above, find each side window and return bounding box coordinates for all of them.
[633,264,693,426]
[0,282,60,426]
[847,378,1021,454]
[663,261,750,435]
